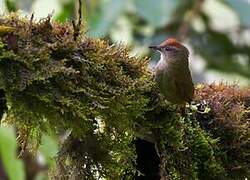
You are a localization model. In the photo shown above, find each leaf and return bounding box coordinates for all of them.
[0,126,25,180]
[39,134,58,167]
[87,0,127,37]
[55,1,74,22]
[4,0,17,12]
[225,0,250,26]
[133,0,180,27]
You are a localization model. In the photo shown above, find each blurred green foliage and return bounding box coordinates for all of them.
[4,0,17,12]
[134,0,180,27]
[0,126,25,180]
[56,0,74,23]
[39,134,58,168]
[225,0,250,26]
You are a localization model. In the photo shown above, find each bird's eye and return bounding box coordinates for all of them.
[165,46,176,51]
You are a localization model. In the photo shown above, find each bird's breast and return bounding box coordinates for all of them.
[154,58,193,104]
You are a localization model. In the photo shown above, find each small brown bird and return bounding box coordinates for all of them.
[149,38,194,105]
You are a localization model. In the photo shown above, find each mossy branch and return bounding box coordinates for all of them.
[0,14,249,179]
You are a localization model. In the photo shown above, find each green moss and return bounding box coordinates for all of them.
[0,13,152,178]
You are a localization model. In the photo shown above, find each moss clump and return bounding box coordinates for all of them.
[0,13,152,179]
[0,14,249,179]
[143,102,226,179]
[195,83,250,179]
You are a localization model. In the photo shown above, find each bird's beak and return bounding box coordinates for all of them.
[149,45,161,51]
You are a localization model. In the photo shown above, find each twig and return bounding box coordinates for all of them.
[73,0,83,40]
[78,0,82,27]
[28,13,34,38]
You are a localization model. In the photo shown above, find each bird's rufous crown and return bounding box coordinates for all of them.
[159,38,182,48]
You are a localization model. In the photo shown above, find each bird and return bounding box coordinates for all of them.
[149,38,194,107]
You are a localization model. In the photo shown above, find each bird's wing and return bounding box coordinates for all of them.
[174,70,194,103]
